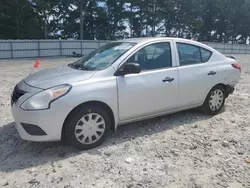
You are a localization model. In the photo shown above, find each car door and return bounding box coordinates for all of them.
[176,42,219,107]
[116,41,179,121]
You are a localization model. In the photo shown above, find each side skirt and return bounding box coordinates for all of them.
[117,104,202,126]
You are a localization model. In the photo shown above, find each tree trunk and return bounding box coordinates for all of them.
[130,3,133,37]
[44,10,48,39]
[146,0,149,36]
[16,0,20,39]
[44,20,47,39]
[16,18,19,39]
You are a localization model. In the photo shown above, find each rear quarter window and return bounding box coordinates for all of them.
[200,48,212,62]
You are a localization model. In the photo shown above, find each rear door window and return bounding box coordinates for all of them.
[177,43,202,66]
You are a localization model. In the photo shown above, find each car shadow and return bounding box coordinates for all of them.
[0,108,212,172]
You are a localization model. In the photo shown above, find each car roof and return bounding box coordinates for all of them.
[116,37,218,53]
[116,37,194,44]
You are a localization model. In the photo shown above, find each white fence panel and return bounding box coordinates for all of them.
[82,41,98,48]
[0,51,11,58]
[62,41,81,48]
[13,41,38,50]
[40,41,60,49]
[0,39,250,59]
[0,42,11,50]
[13,50,39,58]
[62,49,82,56]
[40,49,61,56]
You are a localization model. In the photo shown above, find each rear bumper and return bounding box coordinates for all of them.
[225,84,235,98]
[226,85,235,94]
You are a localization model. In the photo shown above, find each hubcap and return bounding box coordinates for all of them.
[74,113,106,145]
[209,89,224,111]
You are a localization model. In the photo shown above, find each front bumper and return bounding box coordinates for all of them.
[11,103,67,142]
[10,80,78,142]
[10,81,75,142]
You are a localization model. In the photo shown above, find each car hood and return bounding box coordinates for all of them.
[24,65,96,89]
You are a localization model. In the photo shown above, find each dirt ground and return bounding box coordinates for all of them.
[0,56,249,188]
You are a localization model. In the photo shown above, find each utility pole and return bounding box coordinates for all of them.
[152,0,156,37]
[80,0,84,40]
[146,0,149,36]
[130,3,133,37]
[80,0,91,40]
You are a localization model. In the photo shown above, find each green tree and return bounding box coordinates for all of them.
[104,0,128,39]
[1,0,250,43]
[0,0,43,39]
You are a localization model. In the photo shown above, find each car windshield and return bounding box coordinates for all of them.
[68,42,135,71]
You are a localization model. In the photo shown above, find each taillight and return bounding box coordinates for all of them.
[232,63,241,72]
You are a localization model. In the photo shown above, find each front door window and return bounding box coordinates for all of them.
[127,42,172,71]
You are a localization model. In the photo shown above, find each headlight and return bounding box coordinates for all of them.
[21,84,72,110]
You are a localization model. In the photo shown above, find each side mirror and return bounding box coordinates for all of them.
[115,63,141,76]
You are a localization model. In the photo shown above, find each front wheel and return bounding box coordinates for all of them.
[201,86,226,115]
[64,105,111,150]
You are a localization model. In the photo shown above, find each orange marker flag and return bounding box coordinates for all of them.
[34,59,40,69]
[29,59,40,75]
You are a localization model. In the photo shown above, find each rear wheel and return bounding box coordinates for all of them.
[201,86,226,115]
[64,105,111,150]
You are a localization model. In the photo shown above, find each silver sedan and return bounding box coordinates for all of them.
[11,37,241,150]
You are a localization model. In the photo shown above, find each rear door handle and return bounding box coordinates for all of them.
[208,71,216,76]
[162,77,174,83]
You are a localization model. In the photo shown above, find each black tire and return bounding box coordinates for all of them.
[201,85,226,115]
[63,105,111,150]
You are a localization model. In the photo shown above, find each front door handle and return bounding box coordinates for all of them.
[162,77,174,83]
[208,71,217,76]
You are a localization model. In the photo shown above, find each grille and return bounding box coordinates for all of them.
[11,85,26,105]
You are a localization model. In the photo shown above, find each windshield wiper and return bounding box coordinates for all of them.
[79,66,90,70]
[78,64,92,70]
[68,63,91,70]
[68,62,78,69]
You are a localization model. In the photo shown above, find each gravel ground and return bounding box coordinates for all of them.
[0,56,249,188]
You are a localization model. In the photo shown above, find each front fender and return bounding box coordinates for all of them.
[58,77,119,128]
